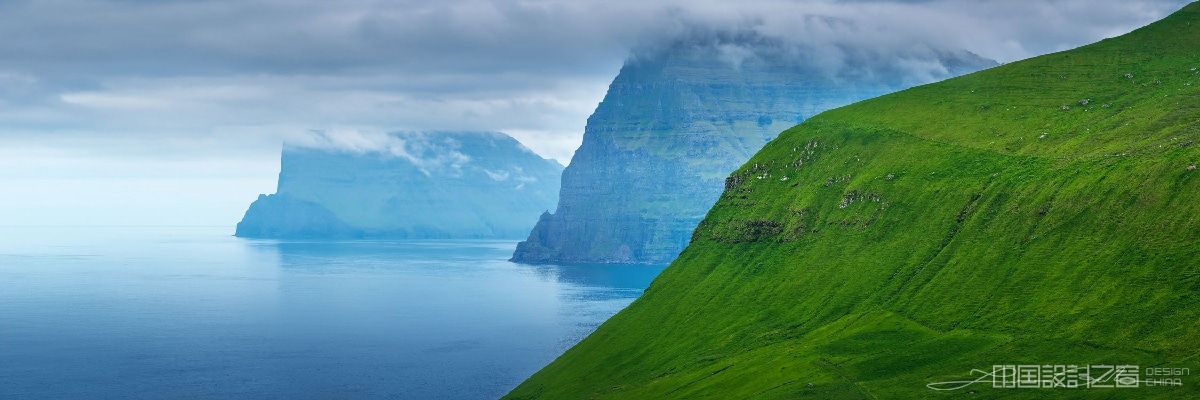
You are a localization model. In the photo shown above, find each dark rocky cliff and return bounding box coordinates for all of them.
[512,38,995,264]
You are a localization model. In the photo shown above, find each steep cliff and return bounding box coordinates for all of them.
[236,131,562,239]
[508,3,1200,398]
[512,36,996,264]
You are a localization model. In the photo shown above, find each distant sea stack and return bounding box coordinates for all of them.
[511,35,996,264]
[236,131,563,239]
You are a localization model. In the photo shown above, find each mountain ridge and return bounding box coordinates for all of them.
[506,2,1200,398]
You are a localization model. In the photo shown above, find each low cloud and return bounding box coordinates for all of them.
[289,129,473,176]
[0,0,1186,164]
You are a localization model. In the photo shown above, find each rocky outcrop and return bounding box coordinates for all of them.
[512,37,995,264]
[235,193,358,239]
[236,131,562,239]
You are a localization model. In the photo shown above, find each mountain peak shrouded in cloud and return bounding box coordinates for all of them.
[0,0,1188,226]
[236,131,562,239]
[282,129,560,177]
[510,32,995,265]
[629,25,995,89]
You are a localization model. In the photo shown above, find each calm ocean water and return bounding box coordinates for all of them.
[0,226,664,399]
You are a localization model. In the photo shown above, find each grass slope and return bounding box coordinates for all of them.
[507,3,1200,399]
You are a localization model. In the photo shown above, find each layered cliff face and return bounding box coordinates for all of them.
[236,131,562,239]
[508,3,1200,399]
[513,37,995,264]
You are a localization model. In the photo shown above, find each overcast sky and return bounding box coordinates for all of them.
[0,0,1188,226]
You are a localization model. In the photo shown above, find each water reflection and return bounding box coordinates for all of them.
[241,237,668,399]
[247,238,665,290]
[525,263,663,289]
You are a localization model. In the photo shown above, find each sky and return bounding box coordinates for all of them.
[0,0,1189,226]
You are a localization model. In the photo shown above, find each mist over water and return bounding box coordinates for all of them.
[0,227,664,399]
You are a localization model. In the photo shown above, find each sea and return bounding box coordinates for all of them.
[0,226,665,399]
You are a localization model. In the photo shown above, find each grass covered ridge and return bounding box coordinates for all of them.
[507,3,1200,399]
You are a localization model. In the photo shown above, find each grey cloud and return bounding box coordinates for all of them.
[5,1,1183,79]
[0,0,1188,165]
[289,129,474,176]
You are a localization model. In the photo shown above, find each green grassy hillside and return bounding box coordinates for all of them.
[507,3,1200,399]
